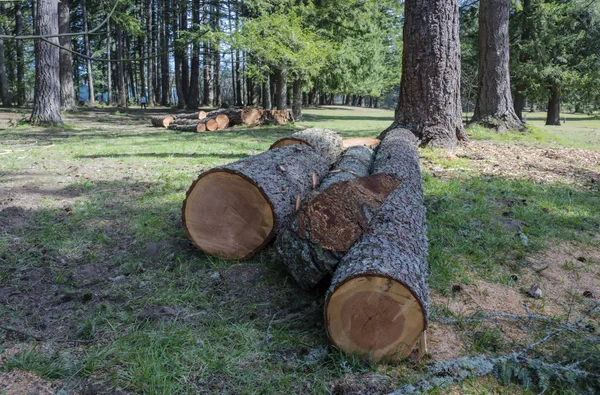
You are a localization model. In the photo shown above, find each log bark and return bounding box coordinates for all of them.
[151,115,174,127]
[175,111,208,120]
[270,128,343,165]
[183,145,329,260]
[168,122,206,133]
[325,128,429,363]
[276,146,402,289]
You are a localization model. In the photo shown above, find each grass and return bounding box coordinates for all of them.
[0,105,599,393]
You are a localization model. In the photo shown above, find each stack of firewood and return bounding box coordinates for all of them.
[182,127,429,362]
[150,108,293,132]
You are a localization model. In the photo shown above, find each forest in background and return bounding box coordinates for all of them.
[1,0,600,122]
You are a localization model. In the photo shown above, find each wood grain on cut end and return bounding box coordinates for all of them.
[198,110,207,120]
[206,119,219,131]
[196,122,207,133]
[216,114,230,130]
[270,128,343,165]
[342,137,381,149]
[325,275,425,362]
[183,171,274,260]
[270,137,311,149]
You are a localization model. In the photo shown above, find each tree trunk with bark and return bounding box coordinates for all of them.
[15,2,25,106]
[325,128,429,362]
[546,86,561,126]
[292,77,302,120]
[0,4,11,106]
[275,67,287,110]
[107,17,112,105]
[270,128,343,165]
[82,2,95,105]
[31,0,63,124]
[187,0,200,109]
[471,0,523,132]
[262,73,272,110]
[146,0,154,105]
[182,145,329,260]
[391,0,466,149]
[160,0,170,106]
[58,0,75,110]
[513,0,531,121]
[116,26,127,106]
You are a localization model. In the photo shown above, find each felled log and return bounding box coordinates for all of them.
[205,119,219,131]
[342,137,380,149]
[215,114,230,130]
[275,173,399,289]
[275,145,393,289]
[174,111,207,120]
[270,128,344,165]
[261,109,293,125]
[320,145,374,190]
[151,115,174,128]
[168,122,207,133]
[182,145,329,260]
[324,128,429,363]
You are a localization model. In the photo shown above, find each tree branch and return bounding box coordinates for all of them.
[0,0,119,40]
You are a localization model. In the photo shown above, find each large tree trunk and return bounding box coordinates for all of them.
[107,17,112,105]
[187,0,200,109]
[513,0,531,121]
[116,26,127,106]
[325,128,429,362]
[160,0,170,106]
[546,86,561,126]
[292,76,302,120]
[30,0,63,124]
[276,146,400,289]
[58,0,75,111]
[146,0,154,106]
[182,145,329,260]
[275,67,287,110]
[0,4,11,107]
[514,90,525,122]
[262,73,272,110]
[82,2,95,105]
[15,3,25,106]
[270,128,343,165]
[392,0,466,148]
[471,0,523,132]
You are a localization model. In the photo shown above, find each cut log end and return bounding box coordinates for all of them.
[342,138,381,149]
[206,119,219,131]
[325,275,426,362]
[216,114,230,130]
[183,170,274,260]
[270,137,311,150]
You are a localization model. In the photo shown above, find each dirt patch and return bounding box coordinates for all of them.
[426,323,464,360]
[523,241,600,317]
[0,370,55,395]
[456,141,600,186]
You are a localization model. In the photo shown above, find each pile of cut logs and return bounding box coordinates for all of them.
[150,108,293,132]
[182,127,429,362]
